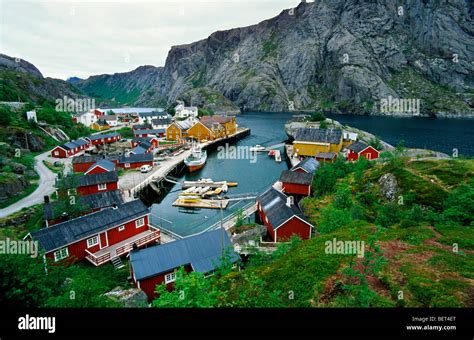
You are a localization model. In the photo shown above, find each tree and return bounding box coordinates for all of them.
[310,112,326,122]
[0,105,15,125]
[368,137,383,151]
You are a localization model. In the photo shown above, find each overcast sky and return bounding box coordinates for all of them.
[0,0,301,80]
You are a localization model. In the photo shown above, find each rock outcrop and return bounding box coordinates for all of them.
[76,0,473,116]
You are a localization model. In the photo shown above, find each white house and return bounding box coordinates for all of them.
[26,110,37,122]
[103,115,120,127]
[74,110,98,127]
[174,101,198,119]
[138,111,167,125]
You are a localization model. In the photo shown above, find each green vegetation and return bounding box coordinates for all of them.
[117,127,133,139]
[198,107,214,117]
[310,112,326,122]
[261,32,279,59]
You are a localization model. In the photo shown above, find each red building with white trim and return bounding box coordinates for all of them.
[346,141,380,161]
[279,170,313,196]
[256,188,314,242]
[29,200,160,266]
[50,139,90,158]
[57,172,119,197]
[85,132,121,146]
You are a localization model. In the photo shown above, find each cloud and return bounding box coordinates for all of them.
[0,0,300,79]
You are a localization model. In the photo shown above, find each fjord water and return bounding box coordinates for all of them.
[151,112,474,237]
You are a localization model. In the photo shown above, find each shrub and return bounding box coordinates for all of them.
[318,204,352,233]
[310,112,326,122]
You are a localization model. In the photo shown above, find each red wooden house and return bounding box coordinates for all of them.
[130,229,239,301]
[86,132,121,146]
[57,172,119,197]
[43,190,124,227]
[118,154,154,169]
[256,188,314,242]
[279,170,313,196]
[131,137,159,149]
[50,139,90,158]
[346,141,380,161]
[29,200,160,266]
[84,159,116,175]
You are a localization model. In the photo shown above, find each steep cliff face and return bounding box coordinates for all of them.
[77,0,474,116]
[0,54,85,104]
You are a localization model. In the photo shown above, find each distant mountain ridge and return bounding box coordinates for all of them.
[0,54,86,104]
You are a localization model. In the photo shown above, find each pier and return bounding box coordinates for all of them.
[121,127,251,200]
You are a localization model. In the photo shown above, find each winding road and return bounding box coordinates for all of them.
[0,152,57,218]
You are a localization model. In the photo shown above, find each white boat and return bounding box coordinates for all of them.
[184,143,207,172]
[250,145,266,152]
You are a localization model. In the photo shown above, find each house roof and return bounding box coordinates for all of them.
[59,171,118,189]
[43,190,124,220]
[257,187,312,230]
[61,138,89,150]
[32,200,149,253]
[130,146,147,155]
[294,128,342,144]
[132,124,152,130]
[316,152,337,159]
[87,132,121,141]
[118,153,153,164]
[290,158,320,174]
[347,141,371,153]
[279,170,313,186]
[134,129,165,135]
[138,111,167,118]
[174,119,197,131]
[130,229,239,281]
[86,159,116,173]
[201,115,234,124]
[73,155,116,165]
[151,118,172,125]
[103,115,118,121]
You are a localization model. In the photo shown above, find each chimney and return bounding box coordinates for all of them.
[286,196,294,207]
[44,195,50,204]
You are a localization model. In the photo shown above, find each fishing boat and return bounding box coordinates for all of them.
[184,143,207,172]
[250,145,266,152]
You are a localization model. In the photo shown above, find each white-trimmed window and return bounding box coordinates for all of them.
[54,247,69,262]
[165,272,176,284]
[98,183,107,191]
[87,236,99,248]
[118,226,125,232]
[54,151,59,156]
[135,218,145,228]
[125,163,130,168]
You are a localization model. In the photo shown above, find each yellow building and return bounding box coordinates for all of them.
[201,115,237,137]
[90,120,110,131]
[293,128,343,157]
[165,118,197,141]
[187,121,214,141]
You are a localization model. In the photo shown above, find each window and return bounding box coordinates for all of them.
[54,151,59,156]
[67,189,77,196]
[165,272,176,284]
[135,218,145,228]
[98,183,107,191]
[87,236,99,248]
[118,226,125,232]
[125,163,131,168]
[54,248,69,262]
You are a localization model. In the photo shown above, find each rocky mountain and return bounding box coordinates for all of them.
[0,54,85,104]
[76,0,474,116]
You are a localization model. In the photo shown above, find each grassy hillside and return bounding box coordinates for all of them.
[153,155,473,308]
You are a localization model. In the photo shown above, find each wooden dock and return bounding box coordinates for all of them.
[172,198,230,209]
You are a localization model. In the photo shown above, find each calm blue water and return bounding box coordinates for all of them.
[151,112,474,237]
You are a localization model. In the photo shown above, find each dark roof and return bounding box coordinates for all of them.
[59,171,118,189]
[257,188,312,230]
[138,111,167,118]
[118,153,153,164]
[130,146,147,155]
[294,128,342,144]
[316,152,337,159]
[132,124,152,130]
[347,141,370,153]
[87,132,121,141]
[61,138,89,150]
[201,115,234,124]
[32,200,148,252]
[86,159,116,173]
[43,190,124,220]
[279,170,313,185]
[134,129,165,135]
[152,118,172,125]
[73,155,118,165]
[290,158,320,174]
[130,229,239,281]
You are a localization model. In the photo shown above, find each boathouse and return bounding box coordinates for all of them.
[346,141,380,161]
[257,188,314,242]
[130,229,239,301]
[293,128,343,157]
[279,170,313,196]
[29,200,160,266]
[51,138,90,158]
[290,157,320,174]
[86,132,121,146]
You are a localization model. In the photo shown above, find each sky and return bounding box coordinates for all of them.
[0,0,301,80]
